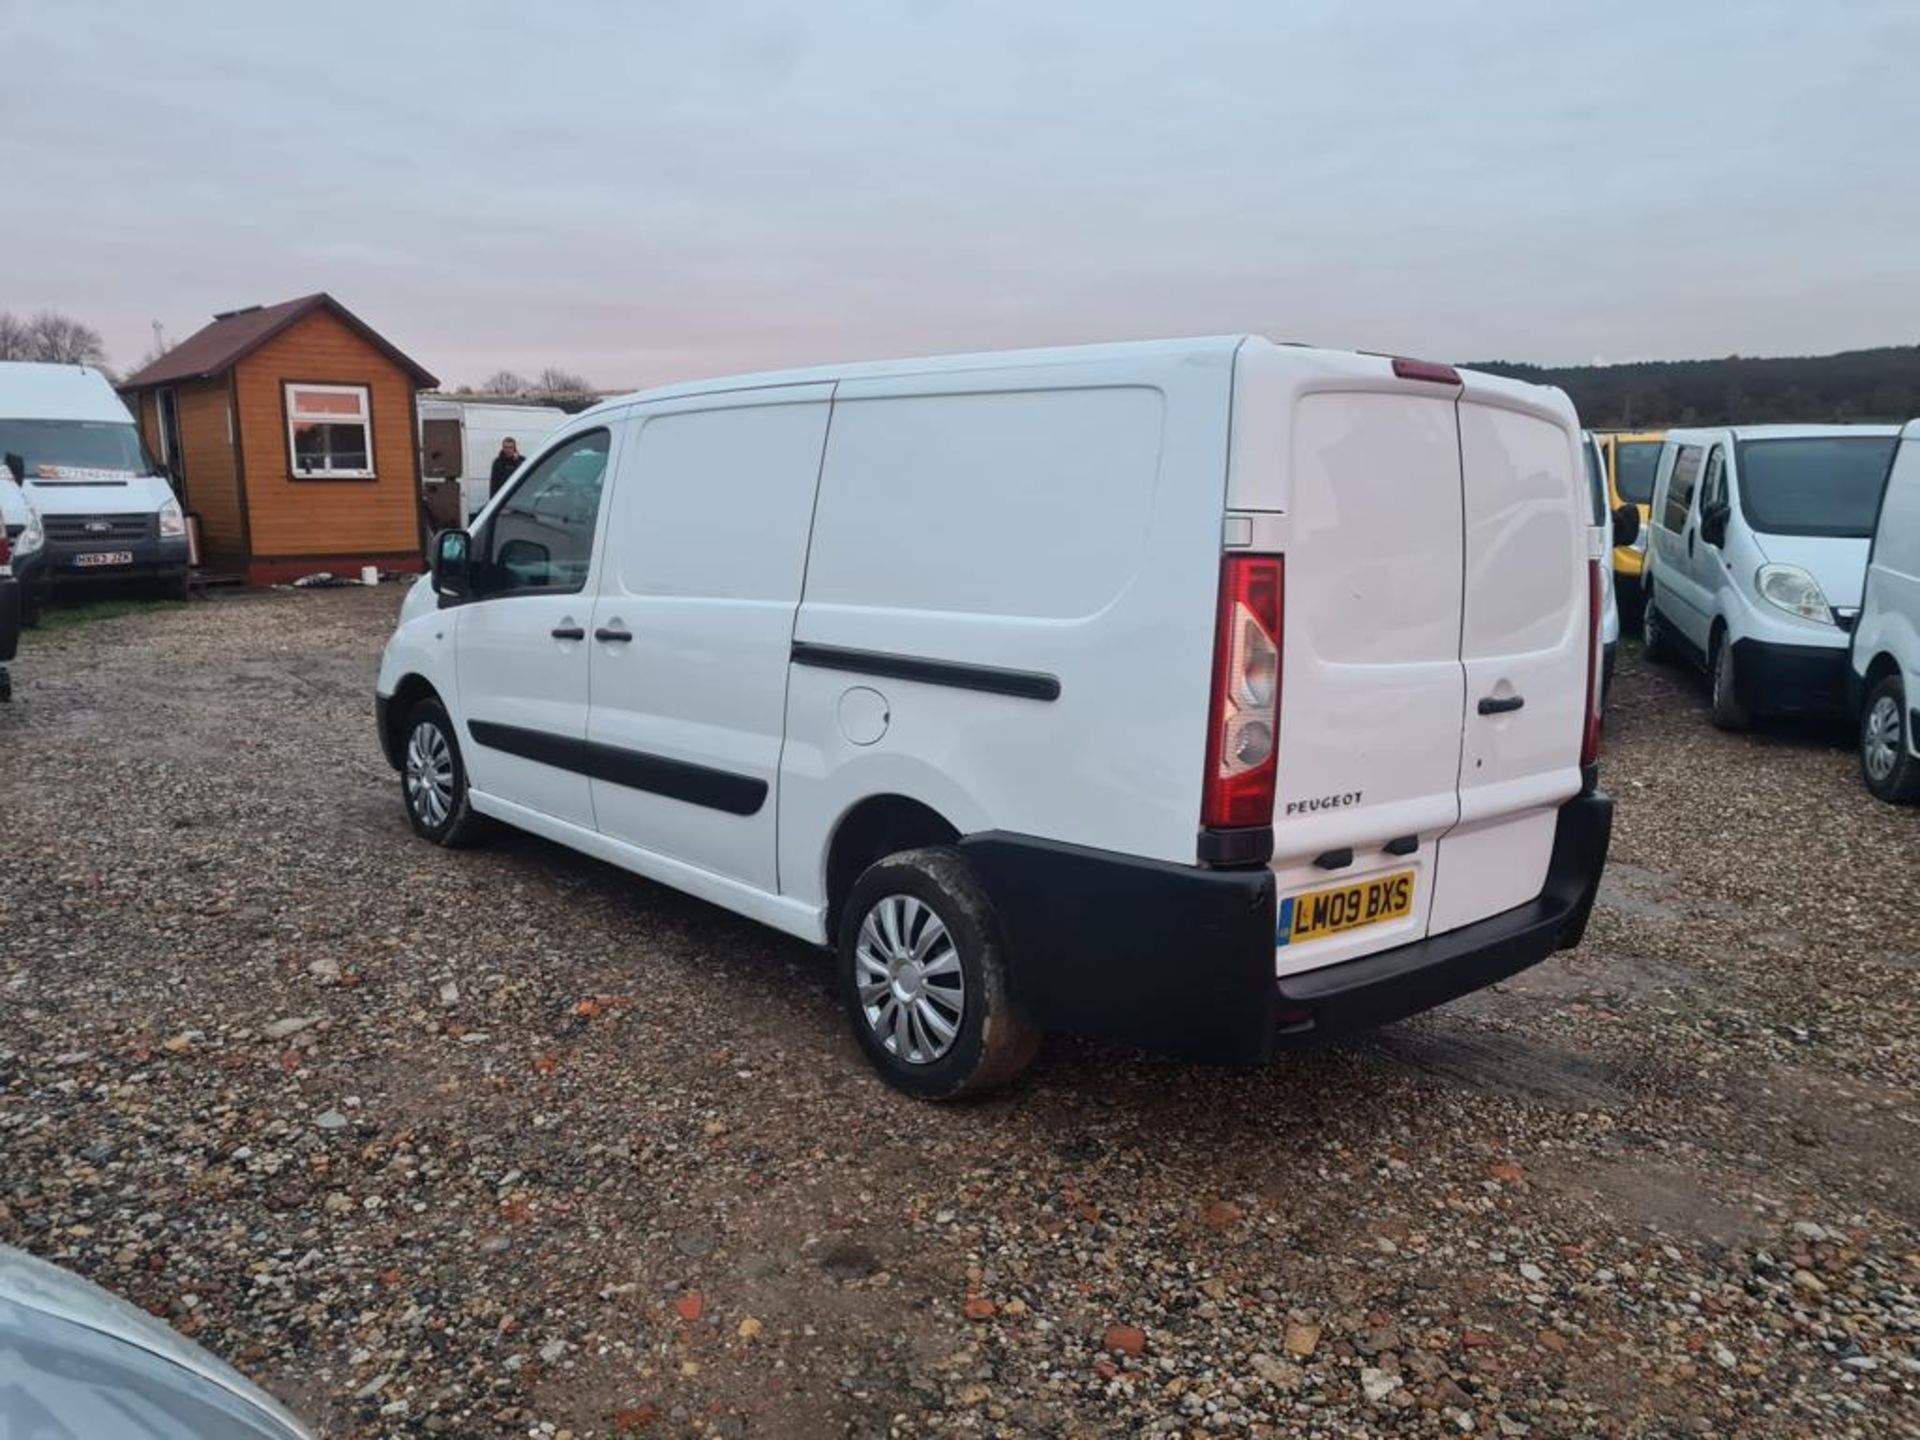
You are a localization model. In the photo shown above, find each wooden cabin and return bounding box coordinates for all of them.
[121,293,439,584]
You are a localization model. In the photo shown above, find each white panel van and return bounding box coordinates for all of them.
[1642,424,1900,729]
[0,363,189,595]
[418,397,568,524]
[376,338,1613,1097]
[1851,419,1920,802]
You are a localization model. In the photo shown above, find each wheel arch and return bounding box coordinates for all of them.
[383,673,444,771]
[823,794,961,945]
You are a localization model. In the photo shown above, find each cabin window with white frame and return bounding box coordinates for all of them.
[286,383,374,478]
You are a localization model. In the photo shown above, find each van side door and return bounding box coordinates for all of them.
[1690,445,1735,619]
[1652,443,1710,649]
[452,423,622,831]
[584,387,833,894]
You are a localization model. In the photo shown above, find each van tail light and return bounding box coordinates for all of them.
[1581,559,1603,768]
[0,532,10,566]
[1203,554,1283,828]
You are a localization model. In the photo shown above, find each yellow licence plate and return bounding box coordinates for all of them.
[1278,869,1415,948]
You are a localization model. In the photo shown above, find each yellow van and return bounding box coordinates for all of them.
[1596,430,1664,617]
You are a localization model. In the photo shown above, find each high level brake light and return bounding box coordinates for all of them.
[1581,558,1603,768]
[1202,555,1283,828]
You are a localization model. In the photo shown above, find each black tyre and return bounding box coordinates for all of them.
[1641,588,1674,664]
[1708,631,1750,731]
[838,846,1041,1100]
[400,697,488,846]
[1860,674,1920,804]
[21,586,43,629]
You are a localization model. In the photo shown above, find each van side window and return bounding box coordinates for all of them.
[1662,445,1703,532]
[484,428,610,594]
[1699,447,1727,515]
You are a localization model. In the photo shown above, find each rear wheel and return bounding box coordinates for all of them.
[838,846,1040,1100]
[1709,631,1751,731]
[1860,674,1920,804]
[1641,588,1674,664]
[401,697,488,846]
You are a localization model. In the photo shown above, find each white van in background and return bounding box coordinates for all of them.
[0,470,47,626]
[1851,418,1920,803]
[1583,430,1634,701]
[1642,424,1901,729]
[376,337,1613,1098]
[0,363,189,596]
[419,397,568,524]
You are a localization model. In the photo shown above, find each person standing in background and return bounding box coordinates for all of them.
[489,438,522,498]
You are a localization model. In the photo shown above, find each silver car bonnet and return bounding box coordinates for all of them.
[0,1245,311,1439]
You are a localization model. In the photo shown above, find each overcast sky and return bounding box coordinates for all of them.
[3,1,1914,389]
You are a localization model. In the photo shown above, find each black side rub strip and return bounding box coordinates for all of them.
[790,641,1061,702]
[466,720,768,816]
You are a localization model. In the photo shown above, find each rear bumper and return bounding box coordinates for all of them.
[1731,637,1849,717]
[959,791,1613,1065]
[1272,793,1611,1039]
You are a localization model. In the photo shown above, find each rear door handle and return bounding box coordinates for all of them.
[594,627,633,643]
[1477,694,1525,715]
[550,625,585,641]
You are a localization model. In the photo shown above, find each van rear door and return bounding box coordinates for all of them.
[1238,350,1468,976]
[1428,381,1588,934]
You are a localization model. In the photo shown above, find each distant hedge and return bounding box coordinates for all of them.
[1466,346,1920,429]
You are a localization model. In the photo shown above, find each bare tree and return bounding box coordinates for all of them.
[475,369,531,396]
[534,366,593,396]
[24,311,108,367]
[0,312,30,361]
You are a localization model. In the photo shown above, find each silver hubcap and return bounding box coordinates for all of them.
[405,720,455,827]
[854,895,964,1065]
[1865,695,1902,783]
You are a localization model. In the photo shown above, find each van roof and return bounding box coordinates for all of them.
[0,362,136,423]
[577,336,1558,417]
[1664,423,1903,444]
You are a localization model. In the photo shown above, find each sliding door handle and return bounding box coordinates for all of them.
[594,627,633,643]
[1477,694,1525,716]
[550,625,586,641]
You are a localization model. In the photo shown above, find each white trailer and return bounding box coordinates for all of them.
[419,398,567,524]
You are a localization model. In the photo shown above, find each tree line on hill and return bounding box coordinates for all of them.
[1467,346,1920,429]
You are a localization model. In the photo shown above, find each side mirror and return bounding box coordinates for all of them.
[2,453,23,484]
[1700,504,1729,548]
[430,528,473,600]
[1611,503,1640,549]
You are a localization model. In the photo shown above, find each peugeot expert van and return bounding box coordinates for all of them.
[0,363,188,595]
[1851,419,1920,802]
[1643,425,1900,729]
[375,338,1614,1098]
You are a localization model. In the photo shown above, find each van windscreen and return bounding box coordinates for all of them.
[0,418,152,482]
[1735,436,1898,538]
[1614,441,1661,504]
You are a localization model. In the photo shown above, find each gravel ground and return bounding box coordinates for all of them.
[0,588,1915,1439]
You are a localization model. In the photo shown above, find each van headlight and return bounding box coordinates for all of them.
[15,513,42,556]
[158,497,186,539]
[1755,564,1833,625]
